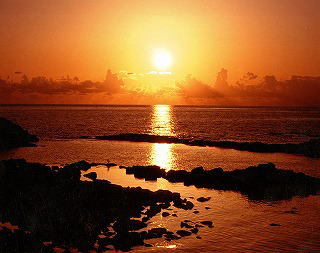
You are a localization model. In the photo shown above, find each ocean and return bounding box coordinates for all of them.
[1,105,320,252]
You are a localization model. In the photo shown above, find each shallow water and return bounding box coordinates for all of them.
[80,165,320,252]
[1,139,320,177]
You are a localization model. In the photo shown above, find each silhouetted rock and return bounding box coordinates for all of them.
[165,163,320,200]
[162,212,170,217]
[180,222,193,229]
[0,117,38,151]
[96,133,320,158]
[197,197,211,202]
[200,221,213,228]
[145,228,167,239]
[83,172,97,181]
[0,227,54,253]
[0,159,193,252]
[176,230,192,237]
[125,165,166,181]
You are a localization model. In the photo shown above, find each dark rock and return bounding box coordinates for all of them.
[193,210,199,214]
[172,214,177,217]
[0,159,189,252]
[162,212,170,217]
[191,227,199,234]
[270,223,281,226]
[176,230,192,237]
[197,197,211,202]
[126,165,165,181]
[180,222,193,229]
[0,117,38,151]
[145,228,167,239]
[165,163,320,201]
[164,233,181,240]
[196,236,202,239]
[64,160,92,171]
[83,172,97,181]
[200,221,213,228]
[111,232,145,252]
[106,163,117,167]
[113,219,147,232]
[95,133,320,158]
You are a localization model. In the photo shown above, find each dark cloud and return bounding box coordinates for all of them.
[0,70,123,96]
[1,69,320,106]
[176,75,223,99]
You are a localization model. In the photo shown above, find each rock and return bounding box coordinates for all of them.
[164,233,181,241]
[193,210,199,214]
[197,197,211,202]
[111,232,145,252]
[64,160,92,171]
[125,165,165,181]
[172,214,177,217]
[83,172,97,181]
[191,228,199,234]
[269,223,281,226]
[144,243,152,247]
[180,222,193,229]
[196,236,202,239]
[0,117,39,151]
[205,207,211,210]
[106,163,117,167]
[96,133,320,158]
[200,221,213,228]
[0,159,191,252]
[145,228,167,239]
[162,212,170,217]
[165,170,189,183]
[176,230,192,237]
[113,219,147,232]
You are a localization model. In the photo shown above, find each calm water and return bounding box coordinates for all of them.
[1,105,320,252]
[0,105,320,143]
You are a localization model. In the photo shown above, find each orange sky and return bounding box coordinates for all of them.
[1,0,319,83]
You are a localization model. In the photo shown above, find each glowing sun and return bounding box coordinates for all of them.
[153,49,172,70]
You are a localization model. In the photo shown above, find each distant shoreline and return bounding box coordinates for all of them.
[1,104,320,109]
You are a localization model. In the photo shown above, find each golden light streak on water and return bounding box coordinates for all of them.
[149,105,175,171]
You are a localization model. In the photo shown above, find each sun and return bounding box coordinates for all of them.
[153,49,172,70]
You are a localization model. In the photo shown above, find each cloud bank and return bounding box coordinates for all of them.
[1,69,320,106]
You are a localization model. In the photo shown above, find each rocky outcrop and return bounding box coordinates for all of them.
[0,117,38,151]
[96,133,320,158]
[164,163,320,200]
[117,162,320,201]
[0,159,197,252]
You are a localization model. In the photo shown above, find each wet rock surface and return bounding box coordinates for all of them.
[118,161,320,201]
[125,165,166,181]
[0,117,39,151]
[164,163,320,200]
[0,159,198,252]
[96,133,320,158]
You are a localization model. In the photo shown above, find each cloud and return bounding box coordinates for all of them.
[176,75,222,99]
[1,69,320,106]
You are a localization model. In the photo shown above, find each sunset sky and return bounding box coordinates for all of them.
[0,0,319,105]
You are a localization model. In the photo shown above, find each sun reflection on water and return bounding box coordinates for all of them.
[149,105,175,171]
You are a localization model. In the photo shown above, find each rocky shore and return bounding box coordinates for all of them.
[96,133,320,158]
[122,163,320,200]
[0,159,204,252]
[0,117,38,151]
